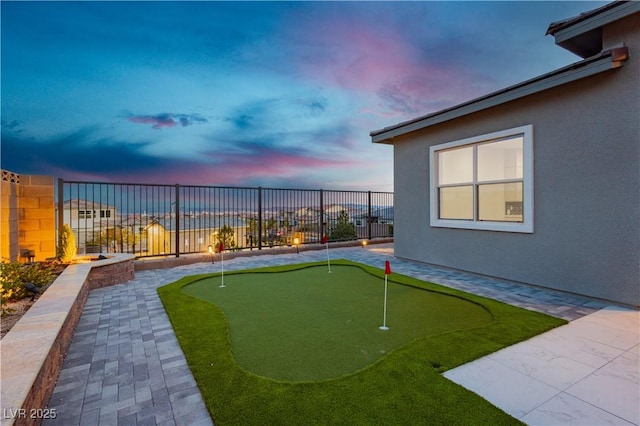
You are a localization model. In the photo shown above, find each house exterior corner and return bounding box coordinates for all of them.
[374,2,639,307]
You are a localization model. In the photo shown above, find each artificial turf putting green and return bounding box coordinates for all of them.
[159,259,566,425]
[182,264,493,381]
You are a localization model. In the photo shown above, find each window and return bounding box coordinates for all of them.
[79,210,93,219]
[100,210,111,218]
[430,125,533,233]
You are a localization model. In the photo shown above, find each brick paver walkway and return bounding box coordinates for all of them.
[44,243,608,425]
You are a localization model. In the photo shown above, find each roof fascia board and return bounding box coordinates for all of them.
[552,1,640,45]
[371,51,621,144]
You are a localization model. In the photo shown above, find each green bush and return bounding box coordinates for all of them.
[328,210,357,241]
[57,224,77,263]
[216,225,237,251]
[1,260,56,314]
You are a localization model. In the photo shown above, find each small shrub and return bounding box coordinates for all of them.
[1,260,56,315]
[216,225,237,251]
[57,224,77,263]
[0,261,22,311]
[328,210,357,242]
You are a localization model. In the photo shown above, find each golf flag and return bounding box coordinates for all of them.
[219,242,225,288]
[380,260,391,330]
[322,235,332,273]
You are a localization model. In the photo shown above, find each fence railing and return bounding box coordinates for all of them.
[57,179,393,258]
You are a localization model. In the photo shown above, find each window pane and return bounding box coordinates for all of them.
[438,146,473,184]
[439,186,473,220]
[478,182,523,222]
[477,137,523,182]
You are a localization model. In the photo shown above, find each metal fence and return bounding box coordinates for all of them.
[57,179,393,258]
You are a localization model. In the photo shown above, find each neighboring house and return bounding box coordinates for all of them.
[371,1,639,306]
[323,204,352,226]
[354,206,394,238]
[146,216,247,255]
[371,206,394,225]
[62,199,116,225]
[62,199,118,253]
[294,207,320,226]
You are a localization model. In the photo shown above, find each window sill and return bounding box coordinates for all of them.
[431,219,533,233]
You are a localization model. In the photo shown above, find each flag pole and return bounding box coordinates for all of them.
[219,242,225,288]
[323,235,332,273]
[380,260,390,331]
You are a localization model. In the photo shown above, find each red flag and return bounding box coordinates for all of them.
[322,235,328,245]
[218,242,224,253]
[385,260,391,275]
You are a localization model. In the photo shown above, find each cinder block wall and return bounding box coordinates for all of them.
[1,170,20,261]
[1,170,56,262]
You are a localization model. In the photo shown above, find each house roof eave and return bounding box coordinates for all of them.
[370,47,628,145]
[546,1,639,58]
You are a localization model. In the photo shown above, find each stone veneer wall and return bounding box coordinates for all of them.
[0,170,56,262]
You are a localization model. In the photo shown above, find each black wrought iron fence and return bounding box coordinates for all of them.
[57,179,393,258]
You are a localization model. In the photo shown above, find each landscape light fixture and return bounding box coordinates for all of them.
[293,237,300,254]
[207,245,214,264]
[362,240,368,249]
[24,282,40,301]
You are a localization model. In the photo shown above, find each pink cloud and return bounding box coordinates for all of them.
[209,147,354,183]
[73,146,357,188]
[287,13,491,116]
[125,113,208,129]
[128,114,176,129]
[291,19,416,92]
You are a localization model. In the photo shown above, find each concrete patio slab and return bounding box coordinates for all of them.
[445,305,640,425]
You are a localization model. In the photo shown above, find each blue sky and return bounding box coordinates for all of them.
[1,1,605,191]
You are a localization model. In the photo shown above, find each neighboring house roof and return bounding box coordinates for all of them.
[120,216,156,228]
[324,204,349,214]
[373,206,394,219]
[294,207,320,218]
[546,0,639,58]
[371,0,634,145]
[353,206,394,220]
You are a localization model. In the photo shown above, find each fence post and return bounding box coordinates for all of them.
[57,178,64,246]
[257,187,263,250]
[175,184,180,258]
[319,189,324,240]
[367,191,372,240]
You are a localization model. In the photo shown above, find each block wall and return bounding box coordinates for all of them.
[1,170,56,262]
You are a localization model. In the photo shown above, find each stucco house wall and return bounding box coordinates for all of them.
[388,10,638,306]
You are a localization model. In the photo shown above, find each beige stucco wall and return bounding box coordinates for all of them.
[391,13,639,306]
[0,170,56,262]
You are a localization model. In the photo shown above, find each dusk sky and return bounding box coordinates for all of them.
[1,1,606,191]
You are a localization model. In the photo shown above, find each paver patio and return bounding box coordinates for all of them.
[42,243,638,425]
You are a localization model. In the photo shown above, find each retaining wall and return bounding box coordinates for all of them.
[0,254,135,426]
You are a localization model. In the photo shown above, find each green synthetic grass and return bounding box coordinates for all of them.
[182,264,493,381]
[158,259,566,425]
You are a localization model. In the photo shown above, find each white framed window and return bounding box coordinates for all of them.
[429,125,533,233]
